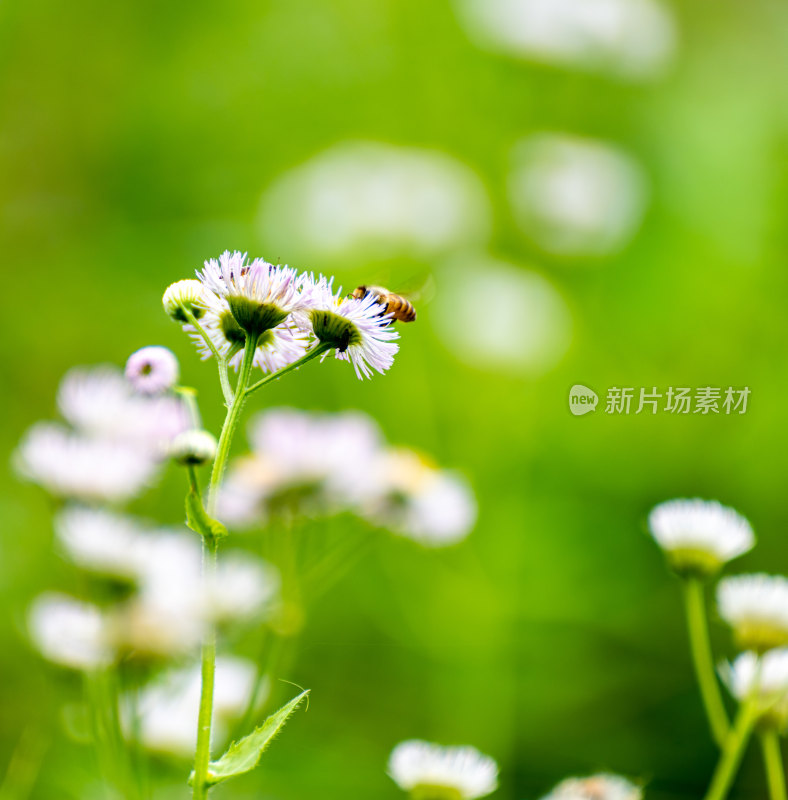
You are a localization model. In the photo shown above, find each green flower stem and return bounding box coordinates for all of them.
[245,343,332,397]
[192,334,257,799]
[704,699,759,800]
[760,730,787,800]
[176,386,202,428]
[683,576,730,747]
[182,307,234,407]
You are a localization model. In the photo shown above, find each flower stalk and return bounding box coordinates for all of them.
[760,731,787,800]
[703,697,758,800]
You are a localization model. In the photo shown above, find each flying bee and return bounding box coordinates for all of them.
[351,285,417,322]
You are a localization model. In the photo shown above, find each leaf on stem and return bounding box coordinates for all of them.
[185,490,228,542]
[188,690,309,788]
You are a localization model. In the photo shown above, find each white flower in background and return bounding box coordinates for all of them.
[197,250,304,340]
[259,142,490,262]
[508,134,647,257]
[540,774,642,800]
[454,0,676,81]
[187,291,309,373]
[54,506,151,581]
[717,574,788,652]
[648,499,755,577]
[723,649,788,728]
[363,449,477,547]
[128,657,256,756]
[169,429,218,466]
[28,593,112,670]
[125,346,179,394]
[162,279,208,322]
[388,740,498,800]
[14,423,160,503]
[432,257,571,375]
[296,276,399,379]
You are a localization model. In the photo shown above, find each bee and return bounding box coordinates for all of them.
[351,285,417,323]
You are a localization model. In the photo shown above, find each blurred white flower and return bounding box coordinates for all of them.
[128,657,256,756]
[432,257,571,375]
[54,506,151,581]
[14,422,160,503]
[455,0,676,81]
[388,740,498,799]
[364,449,477,547]
[28,593,112,670]
[125,346,179,394]
[723,649,788,729]
[648,499,754,577]
[259,142,490,262]
[169,429,218,466]
[717,574,788,652]
[508,134,647,256]
[540,774,642,800]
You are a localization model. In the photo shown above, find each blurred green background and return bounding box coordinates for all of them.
[2,0,788,798]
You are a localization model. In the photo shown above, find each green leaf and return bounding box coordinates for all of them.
[185,489,228,542]
[189,690,309,788]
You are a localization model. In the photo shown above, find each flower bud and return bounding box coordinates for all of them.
[163,280,207,323]
[170,430,217,466]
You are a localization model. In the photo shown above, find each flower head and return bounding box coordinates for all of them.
[197,251,304,339]
[648,499,754,578]
[723,649,788,729]
[540,774,642,800]
[162,279,208,322]
[187,292,309,373]
[297,275,399,379]
[125,346,179,394]
[717,574,788,652]
[388,740,498,800]
[170,429,218,466]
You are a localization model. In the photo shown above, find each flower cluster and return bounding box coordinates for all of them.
[217,408,477,547]
[165,250,401,381]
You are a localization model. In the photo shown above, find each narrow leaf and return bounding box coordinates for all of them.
[189,690,309,788]
[185,490,227,542]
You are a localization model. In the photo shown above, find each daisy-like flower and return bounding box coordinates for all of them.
[296,275,399,379]
[124,657,257,756]
[28,593,112,670]
[170,429,218,466]
[388,740,498,800]
[162,279,208,322]
[539,774,642,800]
[717,574,788,652]
[197,250,304,340]
[187,291,309,373]
[648,499,754,578]
[15,422,160,503]
[722,649,788,729]
[125,346,179,394]
[363,449,477,547]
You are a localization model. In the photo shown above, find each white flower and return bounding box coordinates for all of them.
[29,593,112,670]
[388,740,498,800]
[162,279,209,322]
[717,574,788,652]
[125,346,179,394]
[127,657,256,756]
[363,449,477,547]
[297,275,399,379]
[197,250,305,339]
[54,506,151,581]
[648,499,754,577]
[14,422,160,503]
[723,649,788,728]
[540,774,642,800]
[169,429,218,466]
[187,291,309,373]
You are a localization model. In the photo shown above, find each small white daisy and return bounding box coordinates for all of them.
[723,649,788,729]
[187,292,309,373]
[717,574,788,652]
[14,422,160,503]
[29,593,112,670]
[363,449,477,547]
[197,251,304,339]
[126,656,256,756]
[296,275,399,379]
[648,499,754,577]
[388,740,498,800]
[125,346,179,394]
[540,774,642,800]
[169,429,218,466]
[162,279,209,322]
